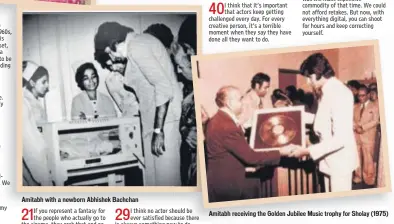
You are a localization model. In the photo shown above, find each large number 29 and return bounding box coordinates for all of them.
[209,2,225,14]
[115,208,131,220]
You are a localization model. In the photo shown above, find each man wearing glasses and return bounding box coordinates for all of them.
[353,85,380,188]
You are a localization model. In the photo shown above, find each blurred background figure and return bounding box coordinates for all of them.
[271,88,292,108]
[353,85,380,188]
[22,61,52,186]
[144,23,174,55]
[285,85,302,106]
[347,80,361,104]
[171,15,198,186]
[369,83,378,102]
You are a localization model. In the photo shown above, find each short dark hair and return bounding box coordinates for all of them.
[178,15,197,52]
[370,87,377,93]
[94,50,111,70]
[297,88,305,100]
[251,72,270,89]
[369,82,377,89]
[299,53,335,80]
[286,85,297,94]
[75,62,99,91]
[304,92,315,107]
[272,88,286,100]
[94,22,134,53]
[144,23,174,49]
[94,50,127,71]
[358,84,369,94]
[347,80,361,89]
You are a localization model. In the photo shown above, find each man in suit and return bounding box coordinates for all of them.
[94,22,183,186]
[289,53,359,192]
[353,85,380,187]
[238,73,271,129]
[205,86,292,202]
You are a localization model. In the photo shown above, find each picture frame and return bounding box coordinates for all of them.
[249,105,306,151]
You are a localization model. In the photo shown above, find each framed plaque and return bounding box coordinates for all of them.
[249,106,306,151]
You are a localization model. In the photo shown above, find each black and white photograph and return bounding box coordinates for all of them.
[21,11,198,188]
[193,41,391,207]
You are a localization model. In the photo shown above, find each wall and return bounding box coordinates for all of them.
[197,46,375,117]
[337,45,375,81]
[23,12,188,121]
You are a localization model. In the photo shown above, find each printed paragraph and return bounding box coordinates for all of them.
[115,208,200,224]
[21,208,106,224]
[302,0,386,36]
[0,23,12,69]
[208,2,292,43]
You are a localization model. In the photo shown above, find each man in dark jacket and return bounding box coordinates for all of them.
[205,86,291,202]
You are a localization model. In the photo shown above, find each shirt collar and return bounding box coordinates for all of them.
[23,87,38,102]
[125,32,137,55]
[321,77,336,94]
[248,89,261,102]
[220,107,240,126]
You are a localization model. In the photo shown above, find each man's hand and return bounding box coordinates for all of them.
[152,132,165,157]
[289,146,310,158]
[186,127,197,149]
[279,144,298,156]
[355,126,364,134]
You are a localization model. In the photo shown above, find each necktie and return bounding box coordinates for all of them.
[258,99,264,109]
[359,103,365,120]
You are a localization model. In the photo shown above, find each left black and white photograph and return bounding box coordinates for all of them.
[21,11,198,188]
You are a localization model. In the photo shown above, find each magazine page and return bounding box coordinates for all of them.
[0,0,392,223]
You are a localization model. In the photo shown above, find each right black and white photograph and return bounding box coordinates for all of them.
[21,11,198,189]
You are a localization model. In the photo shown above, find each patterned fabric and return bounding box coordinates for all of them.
[180,92,197,186]
[181,92,196,130]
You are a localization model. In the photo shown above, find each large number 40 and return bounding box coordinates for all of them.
[209,2,225,15]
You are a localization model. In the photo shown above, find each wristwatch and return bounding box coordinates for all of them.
[154,128,162,134]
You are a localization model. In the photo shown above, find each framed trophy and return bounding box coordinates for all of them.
[249,106,306,151]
